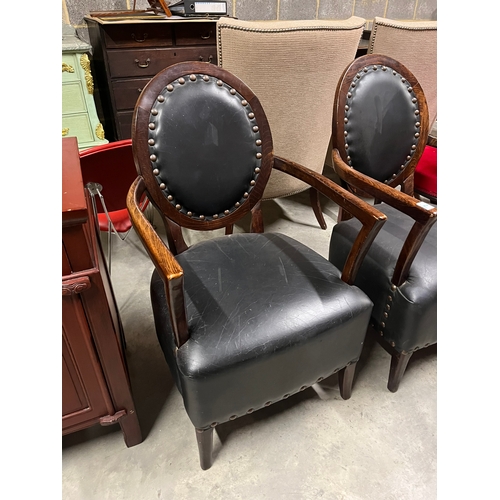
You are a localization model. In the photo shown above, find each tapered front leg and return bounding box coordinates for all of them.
[338,362,357,400]
[309,188,327,230]
[388,351,413,393]
[195,427,214,470]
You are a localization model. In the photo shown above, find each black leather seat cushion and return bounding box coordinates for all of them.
[329,204,437,353]
[151,233,373,429]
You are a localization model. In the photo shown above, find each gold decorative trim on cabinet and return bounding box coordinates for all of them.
[62,128,70,136]
[80,54,94,94]
[62,62,74,73]
[96,123,105,140]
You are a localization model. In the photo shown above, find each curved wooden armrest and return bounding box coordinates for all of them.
[273,155,387,285]
[127,176,189,347]
[332,149,437,286]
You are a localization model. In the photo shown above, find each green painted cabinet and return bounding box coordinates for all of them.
[62,30,108,150]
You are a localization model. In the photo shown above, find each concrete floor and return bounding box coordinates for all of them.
[62,182,437,499]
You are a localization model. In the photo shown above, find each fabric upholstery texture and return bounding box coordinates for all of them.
[217,17,365,199]
[415,145,437,199]
[151,233,373,429]
[329,204,437,353]
[368,17,437,133]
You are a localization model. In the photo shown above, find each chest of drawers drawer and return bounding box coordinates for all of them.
[102,23,174,48]
[86,17,219,141]
[107,46,216,79]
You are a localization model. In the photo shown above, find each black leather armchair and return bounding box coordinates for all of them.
[127,61,387,469]
[328,54,437,393]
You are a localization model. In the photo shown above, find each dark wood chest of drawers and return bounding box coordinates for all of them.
[85,16,218,142]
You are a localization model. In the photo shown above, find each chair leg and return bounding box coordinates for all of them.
[387,351,413,393]
[338,362,357,400]
[195,427,214,470]
[309,188,327,230]
[251,202,264,233]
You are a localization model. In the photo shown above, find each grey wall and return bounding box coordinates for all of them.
[63,0,437,43]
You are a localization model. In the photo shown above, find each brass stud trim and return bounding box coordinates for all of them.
[151,109,158,116]
[166,84,174,92]
[248,112,255,119]
[200,215,205,220]
[159,183,166,189]
[187,211,193,217]
[250,180,256,186]
[230,88,236,95]
[150,154,157,161]
[176,204,181,210]
[157,95,165,102]
[256,152,262,159]
[178,77,185,84]
[216,80,223,86]
[224,210,230,215]
[149,123,155,130]
[189,74,196,81]
[256,139,261,146]
[253,126,259,132]
[148,139,155,145]
[241,99,248,106]
[167,195,173,201]
[255,167,261,173]
[153,169,159,175]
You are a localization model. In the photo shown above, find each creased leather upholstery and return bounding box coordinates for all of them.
[329,204,437,353]
[151,233,373,429]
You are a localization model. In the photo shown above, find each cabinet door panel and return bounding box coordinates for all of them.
[62,291,112,432]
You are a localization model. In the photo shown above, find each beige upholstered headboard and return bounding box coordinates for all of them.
[217,17,365,200]
[369,17,437,133]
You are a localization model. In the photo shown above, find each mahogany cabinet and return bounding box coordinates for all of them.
[85,15,218,141]
[62,137,142,447]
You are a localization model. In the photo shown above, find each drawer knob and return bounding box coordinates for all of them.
[131,33,148,43]
[199,55,214,63]
[201,31,212,40]
[134,58,151,68]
